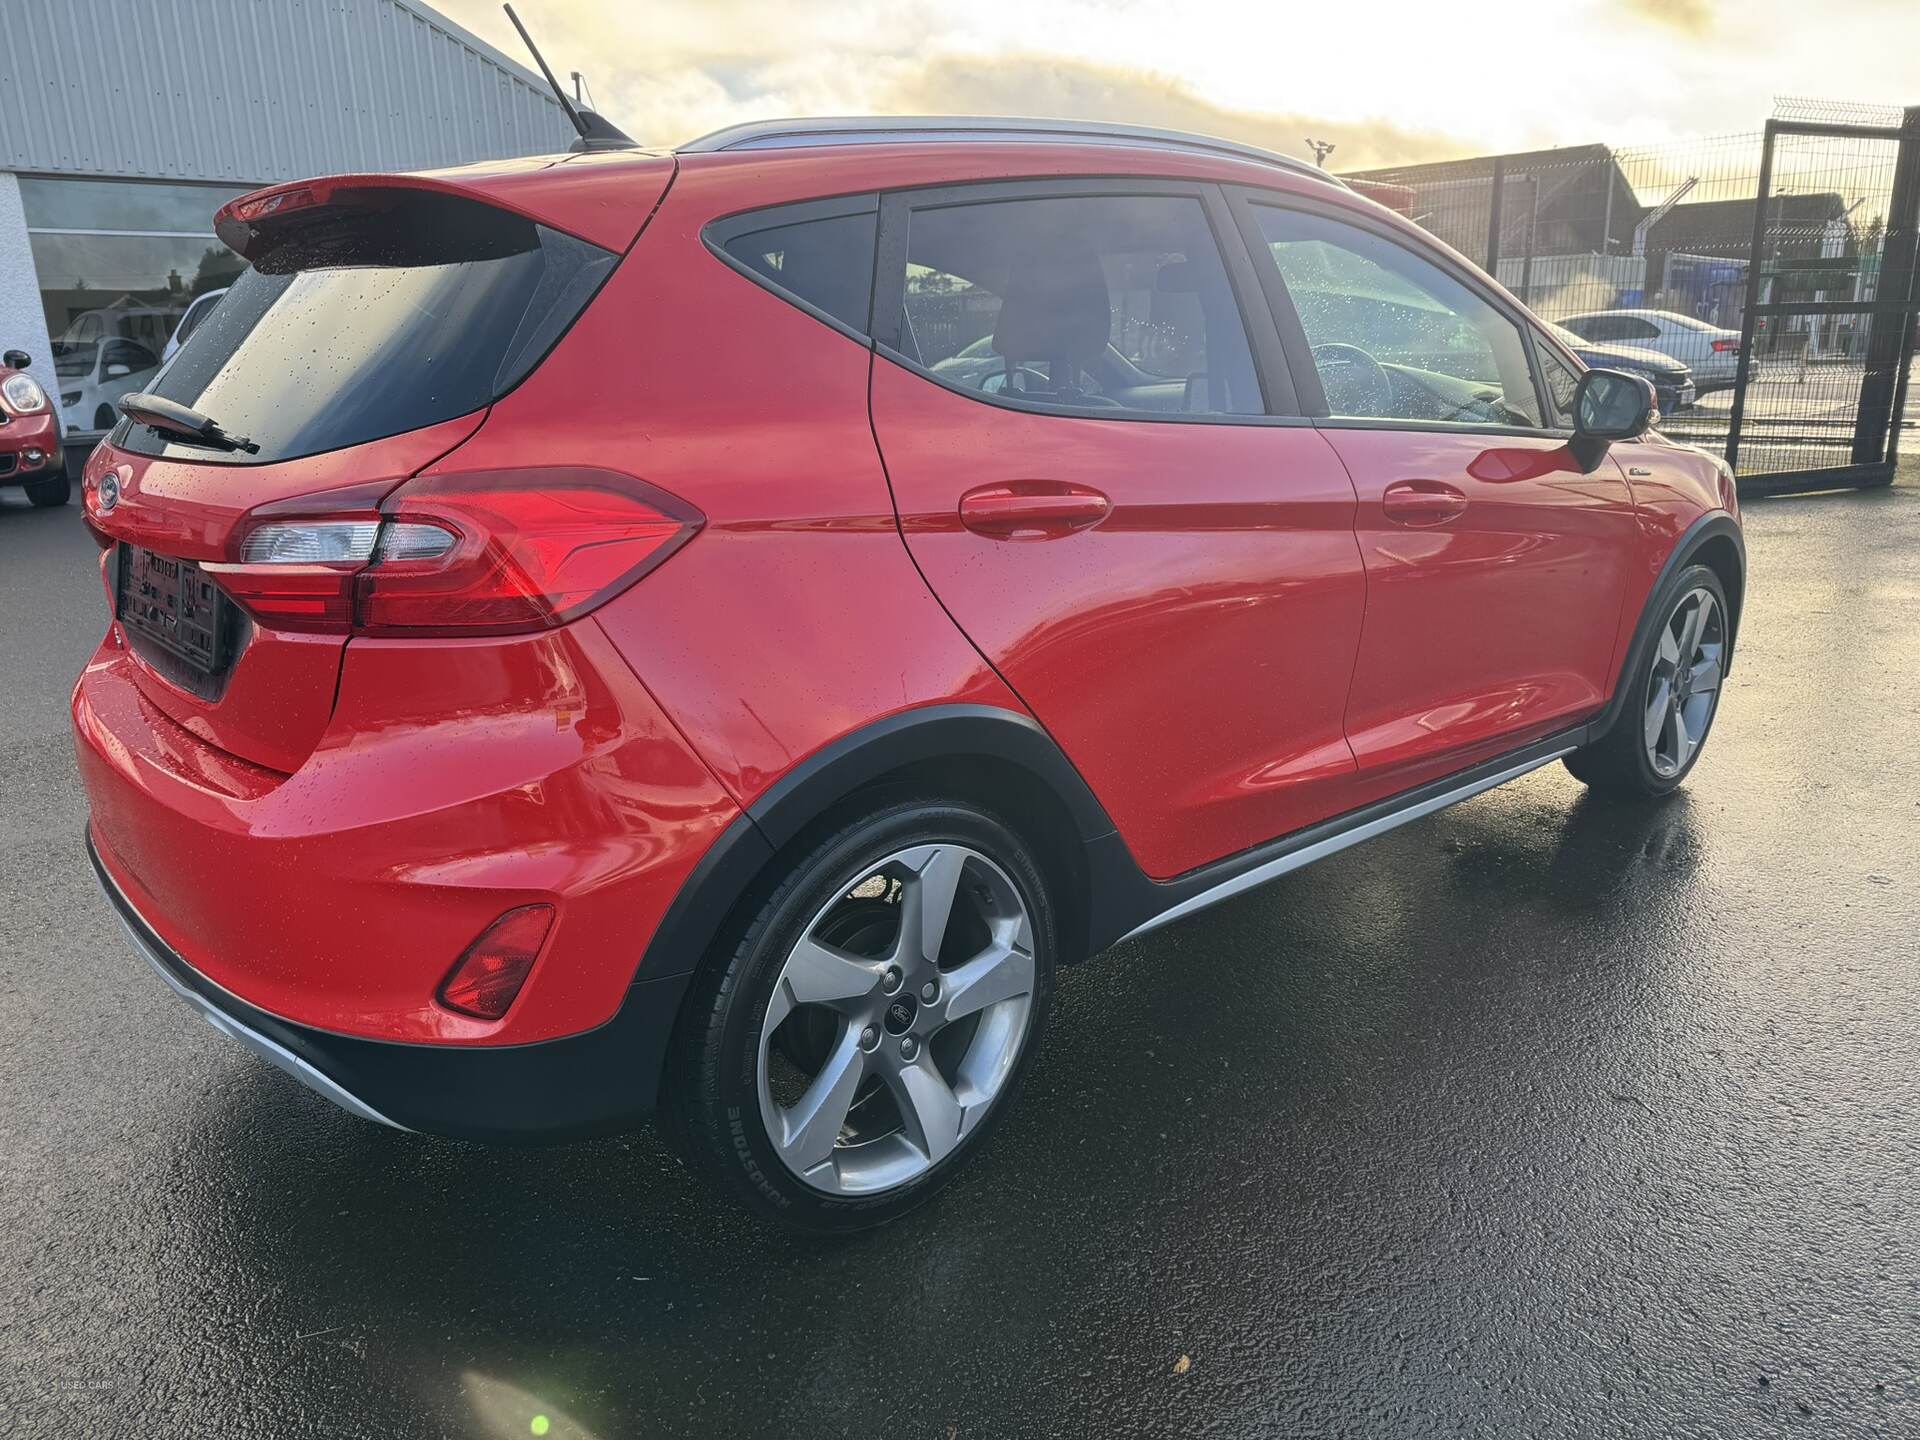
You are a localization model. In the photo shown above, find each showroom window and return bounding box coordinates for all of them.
[20,176,250,431]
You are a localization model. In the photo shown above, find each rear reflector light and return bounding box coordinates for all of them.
[209,469,698,637]
[1711,339,1738,353]
[437,905,555,1020]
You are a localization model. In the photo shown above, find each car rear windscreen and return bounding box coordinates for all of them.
[116,192,617,465]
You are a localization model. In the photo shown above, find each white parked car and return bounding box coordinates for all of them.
[1555,309,1742,393]
[55,334,162,434]
[162,288,228,361]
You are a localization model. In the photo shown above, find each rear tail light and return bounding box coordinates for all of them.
[211,469,699,636]
[1711,339,1738,353]
[437,905,555,1020]
[358,469,699,635]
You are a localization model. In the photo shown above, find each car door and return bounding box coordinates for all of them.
[867,180,1368,880]
[1233,194,1641,799]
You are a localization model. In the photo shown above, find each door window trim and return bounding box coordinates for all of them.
[869,176,1310,427]
[1225,185,1569,440]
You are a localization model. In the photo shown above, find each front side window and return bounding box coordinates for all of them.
[1254,206,1541,427]
[897,194,1262,417]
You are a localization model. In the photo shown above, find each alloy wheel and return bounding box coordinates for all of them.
[756,843,1037,1197]
[1643,585,1725,778]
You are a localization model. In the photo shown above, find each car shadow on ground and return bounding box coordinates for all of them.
[152,776,1700,1434]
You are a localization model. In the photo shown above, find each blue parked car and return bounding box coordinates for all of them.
[1547,323,1696,417]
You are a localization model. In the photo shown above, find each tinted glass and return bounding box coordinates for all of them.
[723,211,876,334]
[898,194,1262,417]
[1254,206,1540,426]
[118,194,615,465]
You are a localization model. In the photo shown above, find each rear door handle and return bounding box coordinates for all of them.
[1381,480,1469,527]
[959,482,1112,539]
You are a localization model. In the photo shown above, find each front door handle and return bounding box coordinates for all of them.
[959,481,1112,539]
[1381,479,1469,527]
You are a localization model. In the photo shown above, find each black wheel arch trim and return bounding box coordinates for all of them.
[741,703,1118,849]
[632,705,1129,990]
[1589,511,1745,744]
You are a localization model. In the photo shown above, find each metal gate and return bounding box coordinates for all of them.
[1725,107,1920,496]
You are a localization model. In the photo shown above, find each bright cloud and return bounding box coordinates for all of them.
[433,0,1918,167]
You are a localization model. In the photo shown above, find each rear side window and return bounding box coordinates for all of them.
[119,192,616,465]
[719,209,877,335]
[894,193,1263,418]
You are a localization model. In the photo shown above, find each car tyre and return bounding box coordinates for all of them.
[1565,563,1729,796]
[24,468,71,507]
[662,797,1056,1232]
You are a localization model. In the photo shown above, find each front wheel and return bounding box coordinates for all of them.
[1566,563,1729,796]
[663,799,1055,1231]
[23,469,71,507]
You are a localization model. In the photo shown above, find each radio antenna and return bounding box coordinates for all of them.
[503,4,585,140]
[502,5,637,151]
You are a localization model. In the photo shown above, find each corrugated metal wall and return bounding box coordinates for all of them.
[0,0,576,182]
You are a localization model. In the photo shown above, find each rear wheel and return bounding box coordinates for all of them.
[1566,563,1728,796]
[24,468,70,507]
[664,799,1055,1231]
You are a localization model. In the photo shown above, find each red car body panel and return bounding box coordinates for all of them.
[1323,428,1642,795]
[67,135,1742,1138]
[81,412,485,774]
[872,360,1368,879]
[77,613,739,1044]
[491,154,1030,811]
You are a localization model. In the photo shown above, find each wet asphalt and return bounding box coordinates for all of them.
[2,475,1917,1439]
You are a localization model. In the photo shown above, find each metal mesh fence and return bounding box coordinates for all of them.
[1347,111,1917,482]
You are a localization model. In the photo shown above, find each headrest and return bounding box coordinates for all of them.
[992,247,1111,363]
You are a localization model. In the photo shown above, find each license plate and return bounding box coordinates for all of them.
[118,546,229,674]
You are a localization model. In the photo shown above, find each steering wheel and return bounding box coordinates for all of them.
[982,365,1123,409]
[1310,342,1394,417]
[980,366,1051,397]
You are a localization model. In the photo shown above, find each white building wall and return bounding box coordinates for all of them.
[0,174,57,405]
[0,0,574,184]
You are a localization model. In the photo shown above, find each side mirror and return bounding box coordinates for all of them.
[2,349,28,369]
[1570,368,1655,469]
[105,363,132,379]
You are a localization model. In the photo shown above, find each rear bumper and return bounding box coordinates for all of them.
[90,832,690,1141]
[71,616,739,1046]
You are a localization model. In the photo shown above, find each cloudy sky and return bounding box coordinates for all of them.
[434,0,1916,170]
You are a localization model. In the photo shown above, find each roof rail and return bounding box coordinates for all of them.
[678,116,1348,189]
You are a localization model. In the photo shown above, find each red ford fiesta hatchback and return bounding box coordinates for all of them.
[74,118,1744,1230]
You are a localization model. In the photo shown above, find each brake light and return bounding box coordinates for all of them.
[208,469,699,636]
[437,905,555,1020]
[1711,339,1738,353]
[356,468,701,636]
[227,185,317,223]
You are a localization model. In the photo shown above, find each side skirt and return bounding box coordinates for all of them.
[1090,728,1584,950]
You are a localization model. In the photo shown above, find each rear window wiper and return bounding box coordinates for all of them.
[117,393,260,454]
